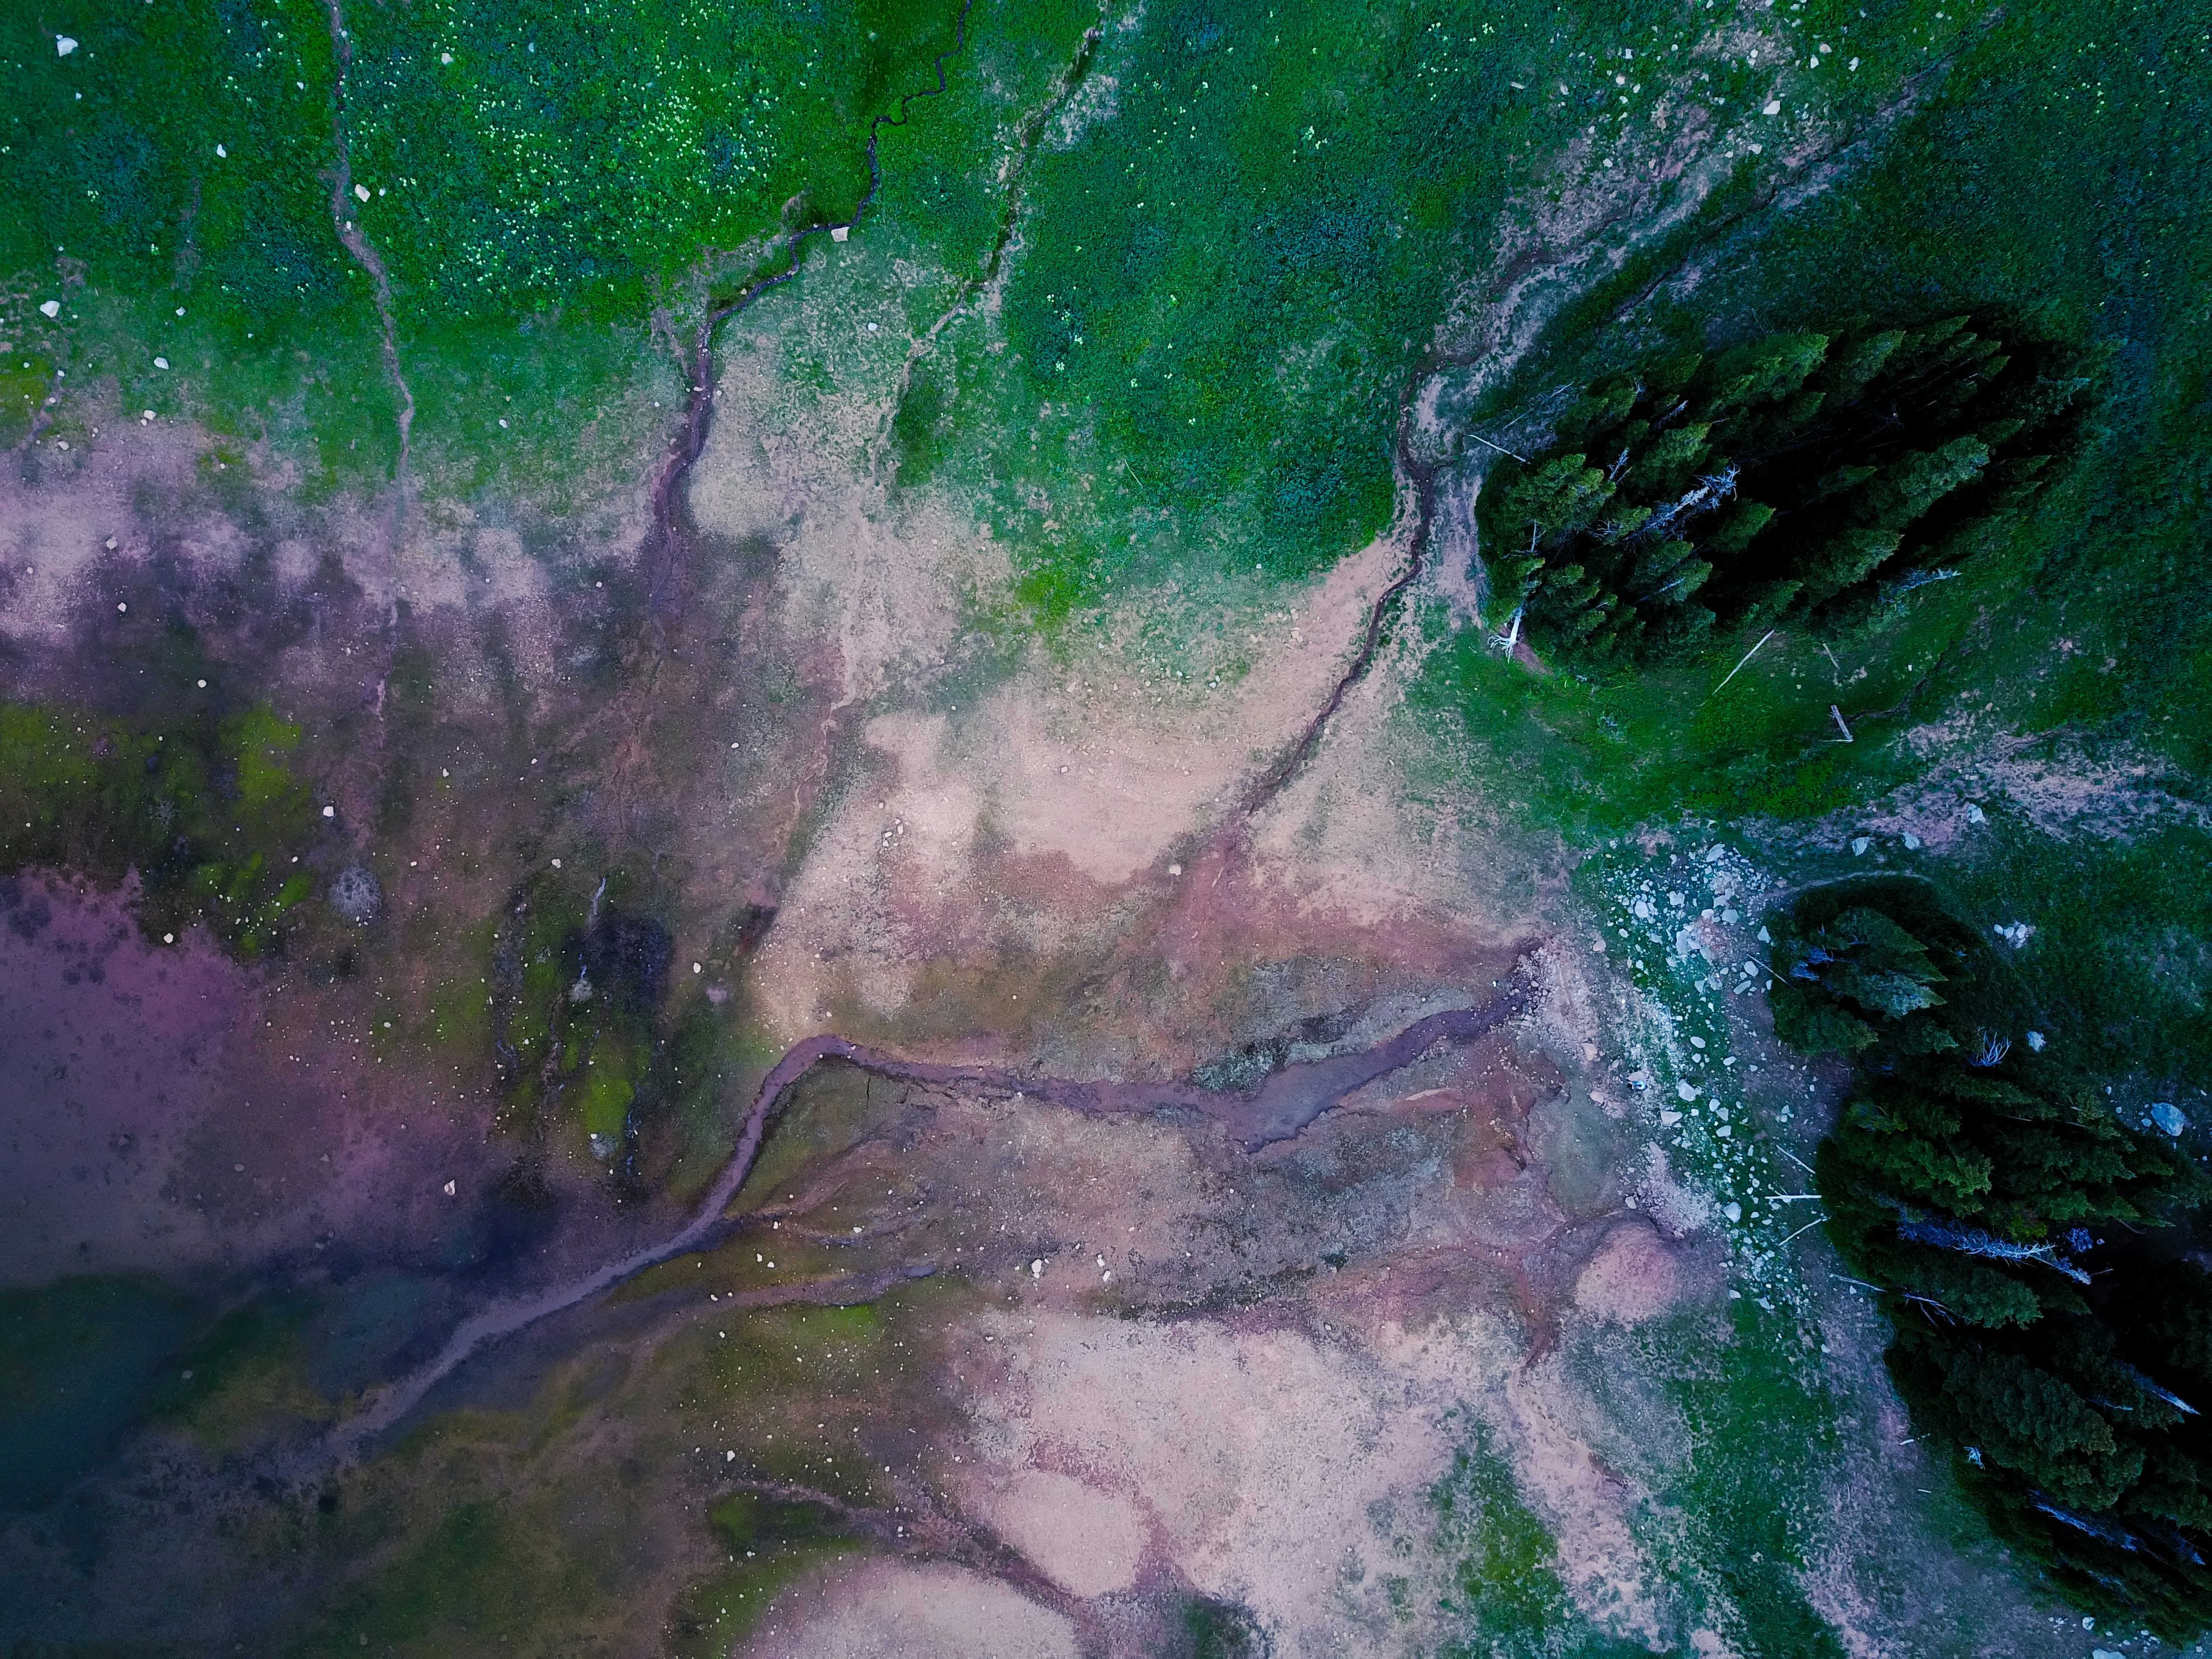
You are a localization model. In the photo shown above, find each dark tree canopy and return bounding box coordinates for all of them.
[1478,317,2093,662]
[1773,878,2212,1639]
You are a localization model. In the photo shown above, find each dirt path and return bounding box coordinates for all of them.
[641,0,990,631]
[322,0,415,543]
[333,969,1531,1451]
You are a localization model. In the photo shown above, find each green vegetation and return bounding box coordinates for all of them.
[1412,0,2210,837]
[941,0,1640,608]
[0,0,1070,491]
[487,872,670,1162]
[1479,318,2091,662]
[0,698,320,954]
[291,1498,601,1656]
[1175,1596,1270,1658]
[1660,1303,1853,1658]
[1422,1426,1653,1657]
[1778,877,2212,1639]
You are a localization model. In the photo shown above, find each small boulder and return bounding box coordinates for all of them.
[328,865,382,924]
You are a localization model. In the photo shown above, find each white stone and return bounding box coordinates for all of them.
[40,300,60,319]
[56,35,77,55]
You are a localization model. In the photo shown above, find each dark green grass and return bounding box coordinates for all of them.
[0,697,323,956]
[1662,1302,1851,1658]
[1416,0,2212,825]
[1426,1422,1655,1657]
[2,0,1078,492]
[974,0,1584,606]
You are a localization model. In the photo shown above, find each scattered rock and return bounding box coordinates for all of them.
[2152,1103,2188,1137]
[328,865,382,924]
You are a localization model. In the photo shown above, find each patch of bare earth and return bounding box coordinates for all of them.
[744,1557,1080,1658]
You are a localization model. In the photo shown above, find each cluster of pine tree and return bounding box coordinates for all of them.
[1772,878,2212,1638]
[1478,317,2091,662]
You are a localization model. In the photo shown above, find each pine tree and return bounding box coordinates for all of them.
[1474,315,2091,664]
[1768,878,2212,1639]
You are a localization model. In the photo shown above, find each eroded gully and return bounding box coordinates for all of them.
[336,4,1504,1452]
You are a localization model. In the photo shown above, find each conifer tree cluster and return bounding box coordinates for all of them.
[1478,318,2091,661]
[1771,879,2212,1638]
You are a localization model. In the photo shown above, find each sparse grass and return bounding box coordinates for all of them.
[0,697,323,955]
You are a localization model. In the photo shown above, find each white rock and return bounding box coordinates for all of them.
[2152,1103,2188,1137]
[1850,836,1871,855]
[40,300,61,319]
[442,1180,456,1196]
[1677,1081,1700,1102]
[1902,830,1921,850]
[56,35,78,56]
[831,225,849,242]
[1030,1258,1045,1278]
[154,356,169,369]
[1965,802,1987,824]
[2026,1030,2046,1052]
[1659,1110,1683,1127]
[1757,926,1772,944]
[354,183,372,202]
[1723,1202,1743,1223]
[1762,98,1781,114]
